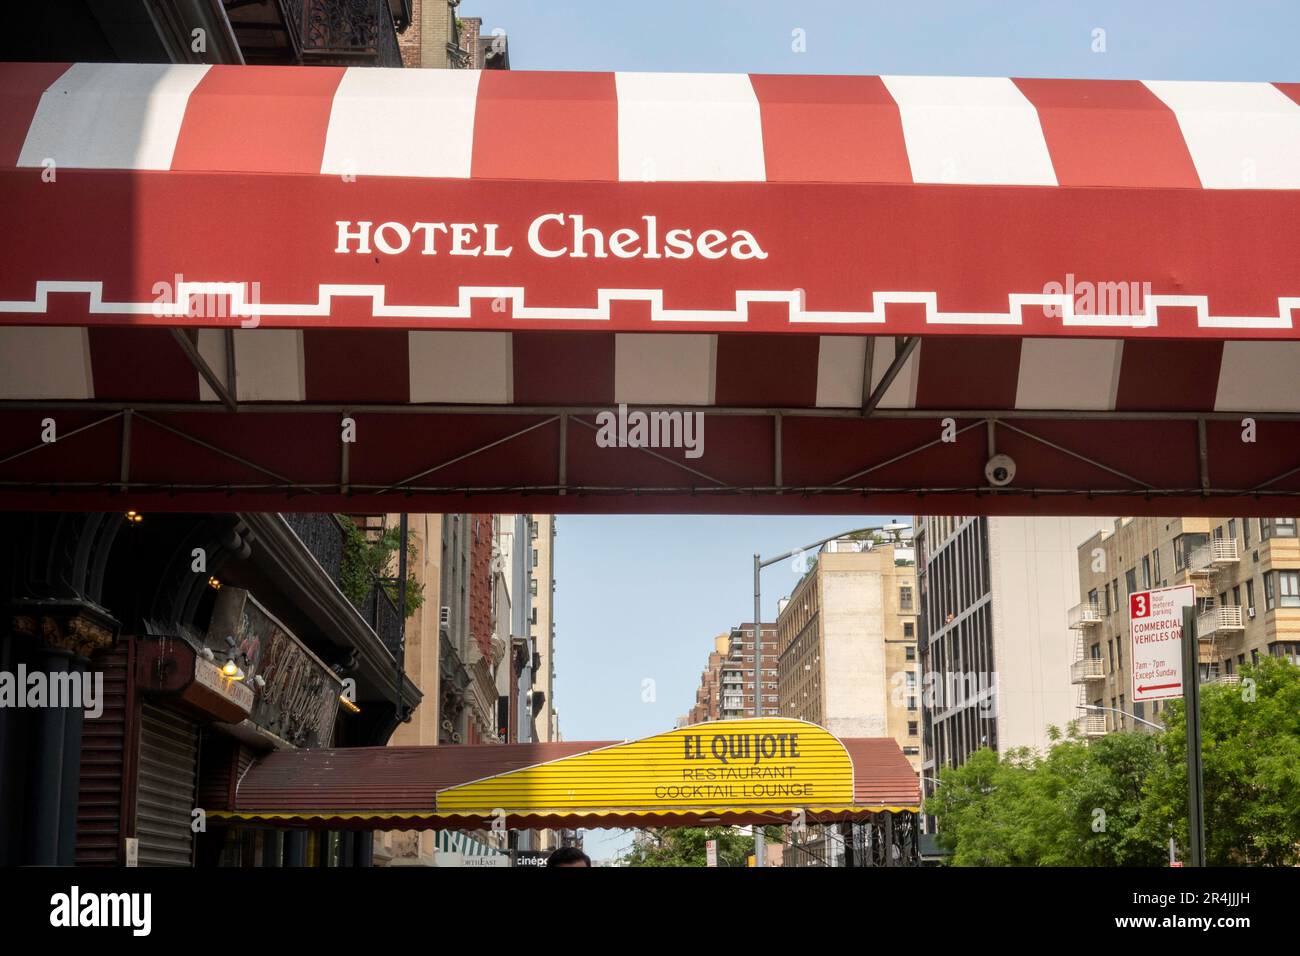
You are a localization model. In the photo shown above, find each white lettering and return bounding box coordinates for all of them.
[335,220,372,254]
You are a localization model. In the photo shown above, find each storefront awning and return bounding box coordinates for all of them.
[204,719,921,830]
[2,63,1299,515]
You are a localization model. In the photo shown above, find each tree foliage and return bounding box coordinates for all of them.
[618,826,781,867]
[339,519,423,618]
[926,657,1300,866]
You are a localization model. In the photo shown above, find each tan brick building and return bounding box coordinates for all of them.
[685,633,730,724]
[776,539,920,771]
[1071,516,1300,735]
[399,1,509,70]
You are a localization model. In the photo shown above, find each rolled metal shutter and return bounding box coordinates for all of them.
[135,702,198,866]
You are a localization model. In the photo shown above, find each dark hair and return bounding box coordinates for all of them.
[546,846,592,867]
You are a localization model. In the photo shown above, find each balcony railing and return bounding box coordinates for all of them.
[301,0,403,66]
[1197,605,1246,636]
[1187,538,1239,574]
[281,512,405,665]
[1067,602,1102,628]
[1207,673,1241,686]
[1070,657,1106,683]
[1076,714,1107,737]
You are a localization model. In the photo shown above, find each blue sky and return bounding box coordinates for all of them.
[474,0,1300,81]
[471,0,1299,859]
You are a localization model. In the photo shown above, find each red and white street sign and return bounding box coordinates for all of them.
[1130,584,1195,703]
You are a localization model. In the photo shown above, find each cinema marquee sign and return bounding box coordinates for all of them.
[435,718,854,813]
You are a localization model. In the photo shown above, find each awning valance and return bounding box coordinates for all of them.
[2,63,1299,338]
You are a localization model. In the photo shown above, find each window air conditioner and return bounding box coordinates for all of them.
[1248,607,1256,618]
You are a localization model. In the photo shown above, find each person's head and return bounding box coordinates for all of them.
[546,846,592,868]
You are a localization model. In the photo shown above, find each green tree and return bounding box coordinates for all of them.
[1140,656,1300,866]
[618,826,780,867]
[927,657,1300,866]
[926,730,1164,866]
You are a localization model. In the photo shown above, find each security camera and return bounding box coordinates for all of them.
[985,454,1017,487]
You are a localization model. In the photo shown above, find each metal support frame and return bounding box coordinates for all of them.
[862,336,918,415]
[168,328,237,411]
[1,401,1299,502]
[340,413,351,496]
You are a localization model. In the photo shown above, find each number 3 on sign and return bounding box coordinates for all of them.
[1132,594,1149,618]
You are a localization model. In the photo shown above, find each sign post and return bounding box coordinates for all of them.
[1181,606,1206,867]
[1129,584,1203,867]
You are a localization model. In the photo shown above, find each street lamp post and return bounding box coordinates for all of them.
[749,520,911,867]
[1076,703,1163,731]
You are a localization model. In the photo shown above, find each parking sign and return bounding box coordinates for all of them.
[1130,584,1195,703]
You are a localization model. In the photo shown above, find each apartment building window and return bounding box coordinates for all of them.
[907,696,917,711]
[908,721,918,736]
[1261,518,1297,540]
[1141,556,1151,590]
[1125,568,1137,595]
[1112,578,1119,609]
[1090,642,1101,660]
[529,578,538,596]
[1228,519,1237,541]
[1088,587,1099,610]
[1107,639,1114,670]
[1152,547,1161,583]
[1278,571,1300,608]
[1265,574,1276,610]
[1103,582,1112,615]
[905,646,916,661]
[903,622,915,638]
[1116,637,1123,671]
[1243,518,1252,548]
[1246,579,1256,612]
[899,585,914,612]
[530,522,538,539]
[1233,585,1241,608]
[532,550,539,567]
[1174,533,1208,571]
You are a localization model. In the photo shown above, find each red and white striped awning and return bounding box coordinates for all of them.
[1,62,1299,515]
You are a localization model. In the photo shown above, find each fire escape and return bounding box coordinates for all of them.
[1066,599,1106,736]
[1184,537,1244,681]
[223,0,409,67]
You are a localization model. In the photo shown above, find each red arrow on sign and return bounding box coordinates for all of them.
[1139,682,1180,693]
